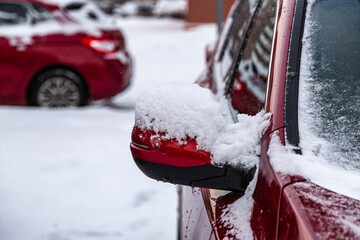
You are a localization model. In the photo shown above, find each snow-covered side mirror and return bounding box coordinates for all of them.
[130,127,256,192]
[130,84,269,193]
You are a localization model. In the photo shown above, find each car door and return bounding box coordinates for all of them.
[179,0,278,239]
[0,2,30,102]
[0,2,44,104]
[208,1,277,239]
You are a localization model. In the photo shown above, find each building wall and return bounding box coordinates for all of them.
[186,0,236,23]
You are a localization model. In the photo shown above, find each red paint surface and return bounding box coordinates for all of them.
[231,73,265,116]
[279,182,360,240]
[131,126,211,167]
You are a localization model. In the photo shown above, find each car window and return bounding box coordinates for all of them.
[219,0,260,80]
[64,2,85,11]
[298,0,360,171]
[0,3,28,25]
[31,4,53,23]
[217,0,245,62]
[228,0,277,116]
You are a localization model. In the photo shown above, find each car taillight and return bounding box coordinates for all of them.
[82,37,120,54]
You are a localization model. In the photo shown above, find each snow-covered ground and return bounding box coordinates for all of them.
[0,18,216,240]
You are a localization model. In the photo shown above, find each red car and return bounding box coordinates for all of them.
[0,0,132,107]
[131,0,360,239]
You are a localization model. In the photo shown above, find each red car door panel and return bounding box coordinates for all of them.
[0,35,43,103]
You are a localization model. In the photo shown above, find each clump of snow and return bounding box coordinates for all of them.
[221,169,259,240]
[135,83,228,150]
[212,110,270,168]
[135,83,270,169]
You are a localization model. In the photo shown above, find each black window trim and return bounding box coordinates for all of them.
[285,0,307,153]
[27,3,54,23]
[0,1,30,25]
[217,0,246,62]
[224,0,265,96]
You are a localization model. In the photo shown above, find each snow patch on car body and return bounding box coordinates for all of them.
[53,0,116,30]
[292,182,360,239]
[0,21,101,50]
[135,83,270,170]
[135,83,228,151]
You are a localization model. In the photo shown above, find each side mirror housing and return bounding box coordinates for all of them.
[130,126,256,193]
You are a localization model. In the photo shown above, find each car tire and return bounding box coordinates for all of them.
[29,68,88,107]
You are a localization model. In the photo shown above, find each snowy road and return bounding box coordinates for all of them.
[0,18,216,240]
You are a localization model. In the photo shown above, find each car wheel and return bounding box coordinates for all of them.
[29,68,88,107]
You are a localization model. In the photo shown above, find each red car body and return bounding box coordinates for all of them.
[131,0,360,239]
[0,0,132,106]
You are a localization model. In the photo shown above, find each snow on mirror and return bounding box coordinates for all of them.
[135,83,271,170]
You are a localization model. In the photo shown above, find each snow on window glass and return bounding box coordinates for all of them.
[135,83,270,170]
[0,3,27,25]
[269,0,360,201]
[299,0,360,171]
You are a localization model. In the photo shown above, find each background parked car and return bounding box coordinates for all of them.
[115,0,153,17]
[153,0,187,19]
[0,0,133,107]
[60,0,115,28]
[131,0,360,239]
[114,1,138,17]
[135,2,153,17]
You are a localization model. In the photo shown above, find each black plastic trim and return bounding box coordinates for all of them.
[134,157,256,193]
[225,0,265,96]
[218,0,246,62]
[285,0,307,153]
[132,142,150,150]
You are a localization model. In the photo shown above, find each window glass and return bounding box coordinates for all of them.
[0,3,27,25]
[229,0,276,116]
[220,0,260,80]
[64,2,85,11]
[31,4,53,23]
[299,0,360,171]
[217,0,244,62]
